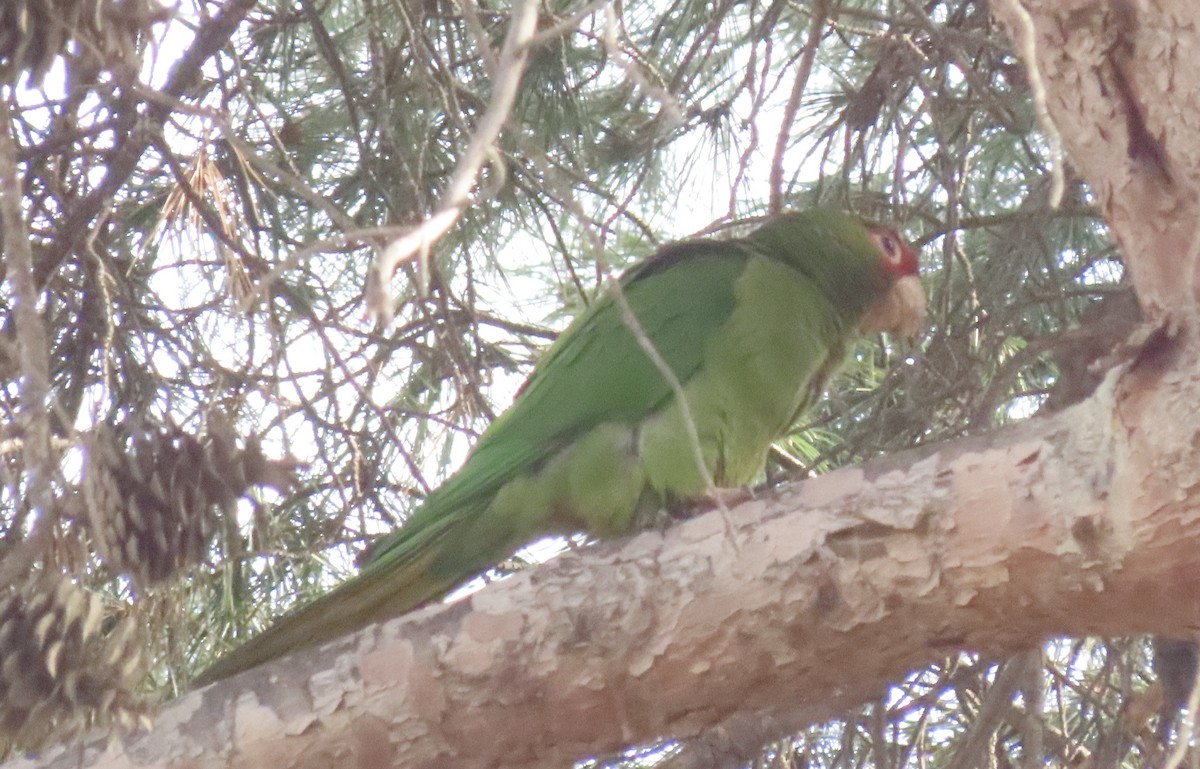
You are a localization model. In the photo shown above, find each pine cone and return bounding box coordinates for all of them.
[82,421,296,587]
[0,571,144,753]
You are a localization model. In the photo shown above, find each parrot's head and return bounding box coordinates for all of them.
[858,224,926,340]
[746,209,926,339]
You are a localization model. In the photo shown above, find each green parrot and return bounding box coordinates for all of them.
[195,209,925,685]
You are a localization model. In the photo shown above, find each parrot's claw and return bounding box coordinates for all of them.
[658,487,754,550]
[664,486,755,522]
[704,486,756,508]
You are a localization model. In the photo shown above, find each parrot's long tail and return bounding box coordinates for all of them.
[192,505,479,687]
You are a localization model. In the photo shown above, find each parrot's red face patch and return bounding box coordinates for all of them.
[867,226,920,277]
[861,225,925,339]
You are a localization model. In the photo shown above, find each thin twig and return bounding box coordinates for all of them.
[768,0,828,215]
[530,0,608,48]
[601,3,686,126]
[457,0,500,75]
[607,277,742,551]
[39,0,258,289]
[998,0,1065,207]
[369,0,542,322]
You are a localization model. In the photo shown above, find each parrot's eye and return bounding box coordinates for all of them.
[870,229,905,268]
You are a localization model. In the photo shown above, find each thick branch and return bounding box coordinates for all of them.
[16,335,1200,769]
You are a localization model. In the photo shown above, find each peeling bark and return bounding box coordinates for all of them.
[12,352,1200,769]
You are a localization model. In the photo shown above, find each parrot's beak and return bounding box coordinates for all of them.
[858,275,926,339]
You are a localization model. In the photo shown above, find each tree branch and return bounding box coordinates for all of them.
[0,96,53,585]
[16,334,1200,768]
[367,0,541,321]
[37,0,258,290]
[768,0,828,215]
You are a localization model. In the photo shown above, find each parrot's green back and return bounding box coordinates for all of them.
[195,210,924,686]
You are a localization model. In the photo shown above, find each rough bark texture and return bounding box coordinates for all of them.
[8,1,1200,768]
[991,0,1200,315]
[12,367,1200,768]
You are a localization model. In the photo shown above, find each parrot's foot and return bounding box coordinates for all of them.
[706,486,756,508]
[669,486,755,519]
[635,487,755,533]
[676,487,753,552]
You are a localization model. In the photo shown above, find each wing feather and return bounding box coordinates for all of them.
[367,241,750,562]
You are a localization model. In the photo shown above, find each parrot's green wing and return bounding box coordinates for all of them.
[195,242,755,685]
[373,242,747,550]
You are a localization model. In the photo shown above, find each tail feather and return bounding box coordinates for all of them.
[193,504,477,687]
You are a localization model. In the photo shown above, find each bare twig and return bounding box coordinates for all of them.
[998,0,1065,207]
[600,4,685,126]
[945,652,1041,769]
[530,0,608,48]
[607,277,741,551]
[368,0,542,322]
[39,0,258,289]
[768,0,828,215]
[457,0,500,75]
